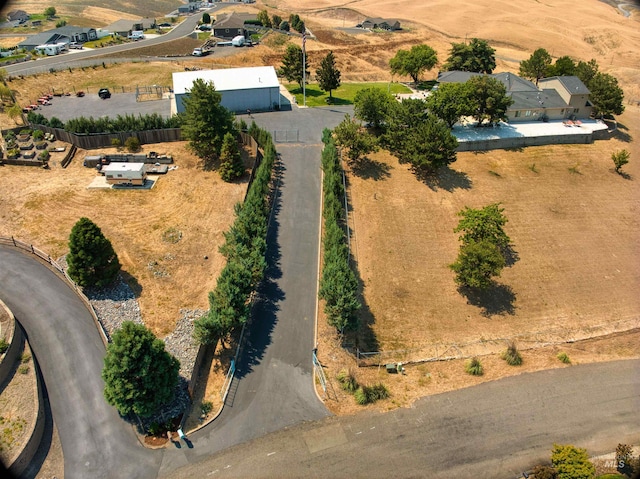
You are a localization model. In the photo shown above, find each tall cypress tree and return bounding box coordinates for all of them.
[67,217,121,288]
[218,132,245,182]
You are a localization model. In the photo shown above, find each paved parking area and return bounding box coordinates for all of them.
[36,93,171,122]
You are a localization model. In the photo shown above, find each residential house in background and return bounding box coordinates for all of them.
[213,12,247,39]
[361,17,401,30]
[18,26,98,50]
[105,18,156,37]
[7,10,29,24]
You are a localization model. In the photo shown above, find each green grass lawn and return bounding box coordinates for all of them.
[285,82,412,107]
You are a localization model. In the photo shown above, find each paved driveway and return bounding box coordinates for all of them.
[0,247,161,479]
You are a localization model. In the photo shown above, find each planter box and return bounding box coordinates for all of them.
[19,143,34,150]
[17,134,30,142]
[22,151,36,159]
[35,142,48,150]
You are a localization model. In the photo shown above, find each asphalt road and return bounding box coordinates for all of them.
[0,247,161,479]
[160,359,640,478]
[2,4,226,76]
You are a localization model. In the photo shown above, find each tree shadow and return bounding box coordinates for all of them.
[617,170,633,180]
[225,159,285,402]
[350,156,392,181]
[120,270,142,298]
[459,283,516,317]
[416,166,473,192]
[606,120,632,142]
[503,244,520,267]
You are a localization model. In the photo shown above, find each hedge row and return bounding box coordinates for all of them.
[193,126,276,344]
[318,128,360,333]
[25,112,183,134]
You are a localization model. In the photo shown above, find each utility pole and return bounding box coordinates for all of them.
[302,31,307,107]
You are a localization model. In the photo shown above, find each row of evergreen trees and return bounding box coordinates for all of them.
[193,124,276,344]
[318,129,360,333]
[58,113,183,134]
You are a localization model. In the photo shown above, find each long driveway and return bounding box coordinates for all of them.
[0,247,161,479]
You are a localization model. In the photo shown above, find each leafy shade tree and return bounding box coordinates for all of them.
[289,14,305,33]
[181,79,234,169]
[443,38,496,74]
[519,48,552,85]
[279,20,290,32]
[257,9,272,28]
[219,132,245,182]
[426,82,471,128]
[389,44,438,84]
[272,15,282,28]
[102,322,180,418]
[44,6,56,17]
[333,114,378,163]
[278,44,309,89]
[454,203,511,250]
[316,51,341,102]
[7,103,23,124]
[611,149,630,174]
[575,59,599,87]
[465,75,513,126]
[547,55,576,77]
[0,83,12,103]
[67,217,121,288]
[353,87,394,129]
[588,72,625,116]
[450,239,506,289]
[550,444,596,479]
[202,12,211,24]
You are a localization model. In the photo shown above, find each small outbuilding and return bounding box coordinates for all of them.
[102,162,146,186]
[172,66,281,114]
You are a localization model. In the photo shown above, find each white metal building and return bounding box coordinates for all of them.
[172,66,281,115]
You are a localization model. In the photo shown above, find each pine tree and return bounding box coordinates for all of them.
[67,217,121,288]
[102,322,180,418]
[316,51,341,102]
[219,132,245,182]
[278,44,309,89]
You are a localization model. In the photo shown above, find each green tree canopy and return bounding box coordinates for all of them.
[278,44,309,89]
[450,239,506,289]
[333,114,379,163]
[551,444,596,479]
[181,79,234,169]
[202,12,211,24]
[519,48,553,85]
[389,44,438,83]
[443,38,496,74]
[575,59,599,86]
[465,75,513,126]
[454,203,511,249]
[316,51,341,101]
[219,132,245,182]
[272,15,282,28]
[102,322,180,418]
[279,20,290,31]
[353,87,395,129]
[44,6,56,17]
[257,9,271,28]
[588,71,625,116]
[426,82,472,128]
[611,149,630,174]
[547,56,576,77]
[67,217,121,288]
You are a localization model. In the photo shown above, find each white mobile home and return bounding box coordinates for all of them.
[102,162,146,186]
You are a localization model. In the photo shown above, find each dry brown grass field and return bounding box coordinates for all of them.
[0,142,250,336]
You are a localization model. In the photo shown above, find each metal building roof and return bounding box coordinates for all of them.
[172,66,279,95]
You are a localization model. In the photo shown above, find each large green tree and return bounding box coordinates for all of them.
[353,87,394,129]
[465,75,513,126]
[218,132,245,182]
[316,51,341,102]
[443,38,496,74]
[389,44,438,83]
[551,444,596,479]
[278,44,309,89]
[519,48,553,85]
[333,114,379,163]
[67,217,121,288]
[257,9,271,28]
[426,82,472,128]
[588,72,625,116]
[181,79,234,169]
[450,240,506,289]
[575,59,599,86]
[102,322,180,418]
[454,203,511,250]
[547,55,576,77]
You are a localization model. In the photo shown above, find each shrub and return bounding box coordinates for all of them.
[551,444,595,479]
[48,117,64,128]
[124,136,141,152]
[21,353,31,363]
[465,357,484,376]
[18,365,29,374]
[111,138,122,149]
[531,464,557,479]
[501,341,523,366]
[336,369,358,392]
[33,129,44,140]
[354,383,390,405]
[20,129,32,136]
[557,352,571,364]
[0,338,9,354]
[201,401,213,415]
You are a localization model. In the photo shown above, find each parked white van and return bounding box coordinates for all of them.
[128,31,145,40]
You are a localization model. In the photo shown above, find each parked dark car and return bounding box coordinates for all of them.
[198,24,212,31]
[98,88,111,99]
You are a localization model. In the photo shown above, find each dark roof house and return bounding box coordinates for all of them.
[213,12,247,39]
[105,18,156,36]
[361,17,401,30]
[18,26,98,50]
[7,10,29,23]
